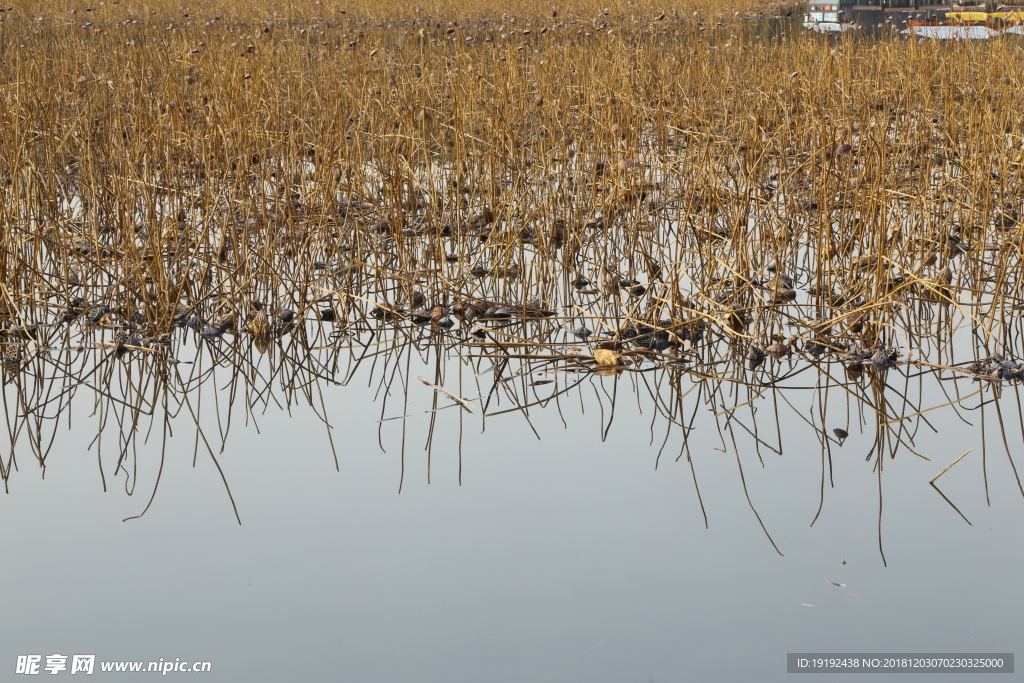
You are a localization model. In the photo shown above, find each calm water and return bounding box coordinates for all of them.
[2,348,1022,682]
[2,4,1023,680]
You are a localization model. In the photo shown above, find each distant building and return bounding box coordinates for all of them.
[805,0,959,30]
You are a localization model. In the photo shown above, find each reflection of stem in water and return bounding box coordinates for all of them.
[4,220,1024,568]
[877,452,886,568]
[929,449,974,526]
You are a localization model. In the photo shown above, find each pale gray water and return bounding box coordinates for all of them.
[1,6,1022,680]
[2,355,1022,682]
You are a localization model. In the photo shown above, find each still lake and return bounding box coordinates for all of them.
[1,343,1021,682]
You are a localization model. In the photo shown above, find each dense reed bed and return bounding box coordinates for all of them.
[2,0,1024,552]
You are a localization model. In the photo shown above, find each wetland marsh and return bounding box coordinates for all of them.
[2,1,1023,680]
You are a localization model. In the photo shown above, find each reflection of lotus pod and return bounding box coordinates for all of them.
[523,305,557,318]
[62,297,87,323]
[833,428,848,444]
[1,344,23,373]
[574,326,592,340]
[483,306,513,319]
[113,343,129,359]
[4,325,39,341]
[275,321,296,338]
[845,363,863,381]
[593,348,620,366]
[747,345,766,369]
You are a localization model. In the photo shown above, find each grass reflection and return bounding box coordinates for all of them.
[1,1,1023,563]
